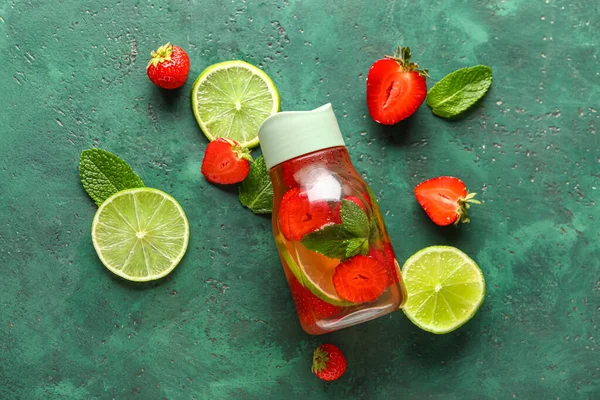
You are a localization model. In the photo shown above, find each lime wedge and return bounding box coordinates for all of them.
[191,60,280,148]
[276,237,352,307]
[92,188,190,282]
[401,246,485,334]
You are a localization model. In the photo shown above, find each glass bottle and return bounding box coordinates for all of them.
[258,104,407,335]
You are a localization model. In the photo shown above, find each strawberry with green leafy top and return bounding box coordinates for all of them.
[414,176,481,226]
[201,138,253,184]
[146,43,190,89]
[367,46,429,124]
[312,344,347,381]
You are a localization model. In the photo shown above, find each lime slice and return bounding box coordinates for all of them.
[191,60,280,148]
[92,188,190,282]
[276,237,352,307]
[401,246,485,334]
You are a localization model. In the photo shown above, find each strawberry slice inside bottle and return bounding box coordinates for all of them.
[332,255,388,303]
[278,187,332,241]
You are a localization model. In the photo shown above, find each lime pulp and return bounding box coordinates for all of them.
[91,188,189,282]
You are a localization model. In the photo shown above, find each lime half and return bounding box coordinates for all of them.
[401,246,485,334]
[92,188,190,282]
[191,60,280,148]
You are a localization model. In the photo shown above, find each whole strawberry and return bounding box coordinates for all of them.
[366,46,428,124]
[312,344,347,381]
[201,138,252,184]
[146,43,190,89]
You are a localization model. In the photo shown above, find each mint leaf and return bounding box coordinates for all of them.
[239,156,273,214]
[301,225,360,259]
[360,239,370,255]
[426,65,492,118]
[365,185,385,243]
[340,199,369,237]
[345,237,368,259]
[79,149,145,206]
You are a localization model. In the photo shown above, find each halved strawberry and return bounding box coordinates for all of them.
[366,46,428,125]
[278,188,332,241]
[332,195,368,224]
[332,255,388,303]
[414,176,481,226]
[201,138,252,184]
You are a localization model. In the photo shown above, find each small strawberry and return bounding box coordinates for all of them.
[414,176,481,226]
[312,344,347,381]
[278,188,332,241]
[332,255,388,303]
[366,46,428,125]
[201,138,252,184]
[332,195,368,224]
[146,43,190,89]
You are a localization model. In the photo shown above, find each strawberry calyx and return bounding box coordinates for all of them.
[384,46,430,79]
[455,192,481,225]
[311,346,330,374]
[222,138,253,162]
[147,43,174,69]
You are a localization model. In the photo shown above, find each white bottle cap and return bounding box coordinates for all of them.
[258,103,346,170]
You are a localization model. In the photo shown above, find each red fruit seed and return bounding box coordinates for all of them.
[332,255,388,303]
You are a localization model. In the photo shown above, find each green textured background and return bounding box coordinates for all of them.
[1,0,598,399]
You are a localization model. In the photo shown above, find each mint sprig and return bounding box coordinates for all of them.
[239,156,273,214]
[426,65,492,118]
[301,198,372,260]
[79,149,145,206]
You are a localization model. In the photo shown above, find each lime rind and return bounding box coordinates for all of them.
[276,237,353,307]
[92,188,190,282]
[401,246,485,334]
[191,60,280,148]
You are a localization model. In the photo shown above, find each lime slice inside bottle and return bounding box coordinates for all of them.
[191,60,280,148]
[276,237,353,307]
[92,188,190,282]
[401,246,485,334]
